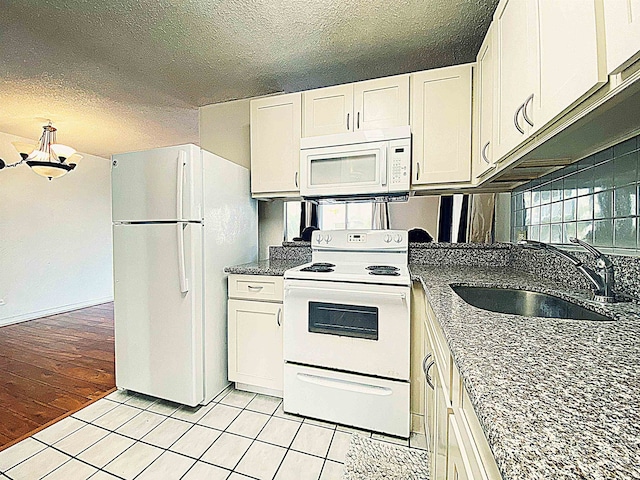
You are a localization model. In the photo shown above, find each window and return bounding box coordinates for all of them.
[319,203,374,230]
[284,201,375,240]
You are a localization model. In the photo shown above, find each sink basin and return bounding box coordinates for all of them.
[451,285,613,321]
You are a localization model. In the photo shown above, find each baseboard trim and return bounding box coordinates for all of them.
[0,296,114,327]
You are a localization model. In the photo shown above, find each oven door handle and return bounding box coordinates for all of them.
[296,373,393,396]
[285,285,406,301]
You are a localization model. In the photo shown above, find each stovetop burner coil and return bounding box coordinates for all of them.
[301,262,335,273]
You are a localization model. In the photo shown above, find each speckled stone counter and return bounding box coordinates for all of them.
[224,259,305,276]
[410,264,640,480]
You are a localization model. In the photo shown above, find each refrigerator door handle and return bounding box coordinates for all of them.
[176,150,187,220]
[177,223,189,293]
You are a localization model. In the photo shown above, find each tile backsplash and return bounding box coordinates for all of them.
[511,135,640,254]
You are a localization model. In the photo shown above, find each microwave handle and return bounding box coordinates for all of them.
[380,147,388,187]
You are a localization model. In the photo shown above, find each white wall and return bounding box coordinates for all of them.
[258,200,285,260]
[0,131,113,325]
[199,98,252,169]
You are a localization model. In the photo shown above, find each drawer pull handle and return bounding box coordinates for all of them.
[296,373,392,396]
[481,141,490,164]
[247,285,263,291]
[422,353,435,389]
[277,307,282,326]
[522,94,534,127]
[514,103,525,134]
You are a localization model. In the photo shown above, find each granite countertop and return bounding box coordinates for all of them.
[224,259,306,276]
[410,264,640,480]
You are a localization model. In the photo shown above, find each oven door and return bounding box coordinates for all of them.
[299,141,388,198]
[283,279,410,380]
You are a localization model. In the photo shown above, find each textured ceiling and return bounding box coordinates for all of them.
[0,0,498,158]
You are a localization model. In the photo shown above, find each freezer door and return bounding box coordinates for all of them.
[113,223,204,406]
[112,144,203,222]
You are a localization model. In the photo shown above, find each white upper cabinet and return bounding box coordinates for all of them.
[494,0,539,160]
[303,75,409,137]
[603,0,640,74]
[250,93,301,197]
[303,84,354,136]
[534,0,607,130]
[411,64,473,185]
[474,23,497,180]
[494,0,607,161]
[353,75,410,131]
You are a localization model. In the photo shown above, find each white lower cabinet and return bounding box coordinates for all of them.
[421,290,502,480]
[227,275,283,394]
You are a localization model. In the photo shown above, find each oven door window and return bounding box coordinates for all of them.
[308,302,378,340]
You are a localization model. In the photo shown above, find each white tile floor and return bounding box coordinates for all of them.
[0,386,427,480]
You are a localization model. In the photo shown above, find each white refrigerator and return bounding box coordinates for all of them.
[111,144,257,406]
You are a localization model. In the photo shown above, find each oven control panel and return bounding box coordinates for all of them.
[347,233,367,243]
[313,230,408,250]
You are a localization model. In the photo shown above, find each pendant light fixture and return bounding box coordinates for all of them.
[0,122,82,180]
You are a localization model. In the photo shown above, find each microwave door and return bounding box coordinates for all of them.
[302,143,387,197]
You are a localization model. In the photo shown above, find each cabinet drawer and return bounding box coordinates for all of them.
[228,275,284,301]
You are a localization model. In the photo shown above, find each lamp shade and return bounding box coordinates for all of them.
[26,161,75,180]
[50,143,76,160]
[11,141,37,158]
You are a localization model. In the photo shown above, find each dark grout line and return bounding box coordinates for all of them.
[19,386,423,480]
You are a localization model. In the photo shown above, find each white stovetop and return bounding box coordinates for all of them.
[284,261,411,286]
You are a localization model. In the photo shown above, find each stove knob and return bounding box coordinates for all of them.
[384,234,392,243]
[316,234,324,244]
[325,234,332,243]
[394,234,403,243]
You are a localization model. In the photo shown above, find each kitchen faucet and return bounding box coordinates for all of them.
[518,238,616,303]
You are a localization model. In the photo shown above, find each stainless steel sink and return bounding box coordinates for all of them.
[451,285,613,321]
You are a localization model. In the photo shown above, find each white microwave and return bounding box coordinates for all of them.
[299,126,411,199]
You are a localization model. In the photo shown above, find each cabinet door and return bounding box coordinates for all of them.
[423,330,436,451]
[474,24,497,180]
[494,0,538,160]
[447,414,476,480]
[534,0,607,130]
[604,0,640,74]
[228,299,283,391]
[303,84,354,136]
[411,64,473,185]
[353,75,410,131]
[432,363,449,479]
[250,93,301,196]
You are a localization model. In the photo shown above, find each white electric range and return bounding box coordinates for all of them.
[283,229,411,438]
